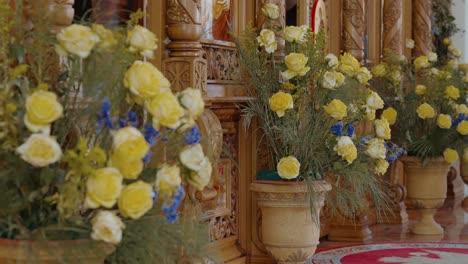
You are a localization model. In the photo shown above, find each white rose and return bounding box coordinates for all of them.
[155,164,182,194]
[91,211,125,245]
[405,39,415,49]
[428,52,438,62]
[365,105,376,121]
[16,134,62,167]
[325,53,339,68]
[366,90,384,110]
[283,25,308,44]
[188,157,212,191]
[179,144,206,171]
[262,3,280,19]
[127,25,158,58]
[112,127,144,149]
[390,70,401,85]
[356,67,372,84]
[257,29,277,54]
[322,71,337,89]
[178,88,205,119]
[375,118,391,140]
[365,138,387,159]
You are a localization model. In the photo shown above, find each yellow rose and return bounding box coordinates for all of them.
[456,120,468,135]
[283,25,308,44]
[415,84,427,96]
[443,148,459,163]
[416,103,435,119]
[338,53,361,76]
[322,71,338,89]
[124,60,171,99]
[92,24,117,50]
[455,104,468,115]
[179,144,206,171]
[405,38,415,49]
[261,3,279,19]
[277,156,300,179]
[146,92,185,129]
[436,114,452,129]
[56,24,99,58]
[334,136,357,164]
[188,159,212,191]
[365,138,386,159]
[91,211,125,245]
[444,85,460,100]
[366,90,384,110]
[85,167,123,208]
[109,154,144,180]
[325,53,339,68]
[118,181,154,219]
[374,159,389,176]
[414,56,430,69]
[390,70,401,85]
[365,106,376,121]
[443,37,451,45]
[178,88,205,119]
[356,67,372,84]
[428,52,438,62]
[24,91,63,134]
[281,53,310,80]
[155,164,182,195]
[127,25,158,58]
[382,107,397,125]
[324,99,347,120]
[374,118,391,140]
[269,91,293,117]
[463,148,468,163]
[112,127,150,161]
[372,63,387,77]
[16,134,62,167]
[334,73,345,88]
[257,29,277,54]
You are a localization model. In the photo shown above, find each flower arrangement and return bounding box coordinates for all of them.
[0,3,212,263]
[234,3,402,216]
[372,40,467,163]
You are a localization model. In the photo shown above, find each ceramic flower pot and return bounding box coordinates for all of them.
[251,180,331,264]
[0,238,115,263]
[401,155,449,235]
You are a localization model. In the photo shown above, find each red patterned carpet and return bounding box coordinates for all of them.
[309,243,468,264]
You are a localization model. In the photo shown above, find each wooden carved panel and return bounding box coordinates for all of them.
[163,57,207,95]
[202,41,241,83]
[383,0,403,54]
[412,0,432,56]
[342,0,366,61]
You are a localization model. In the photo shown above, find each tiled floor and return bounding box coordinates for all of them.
[317,204,468,251]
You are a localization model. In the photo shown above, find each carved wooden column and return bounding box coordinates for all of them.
[383,0,403,55]
[342,0,366,62]
[163,0,207,94]
[412,0,432,56]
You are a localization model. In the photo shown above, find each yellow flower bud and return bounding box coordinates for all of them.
[372,64,387,77]
[374,118,391,140]
[414,56,430,70]
[381,107,397,125]
[436,114,452,129]
[443,148,459,163]
[416,103,435,119]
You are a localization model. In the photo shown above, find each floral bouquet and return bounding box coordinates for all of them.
[0,3,212,263]
[372,38,468,163]
[235,3,402,217]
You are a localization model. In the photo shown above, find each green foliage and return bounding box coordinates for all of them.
[432,0,461,65]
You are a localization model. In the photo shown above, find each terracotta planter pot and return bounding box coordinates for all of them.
[0,238,115,263]
[251,180,331,264]
[401,156,449,235]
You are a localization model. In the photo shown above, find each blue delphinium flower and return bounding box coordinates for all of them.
[346,124,355,138]
[118,118,126,128]
[386,144,405,163]
[331,122,344,136]
[127,111,138,127]
[452,113,468,128]
[360,135,373,145]
[162,186,185,224]
[185,126,201,145]
[144,123,161,147]
[97,98,114,132]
